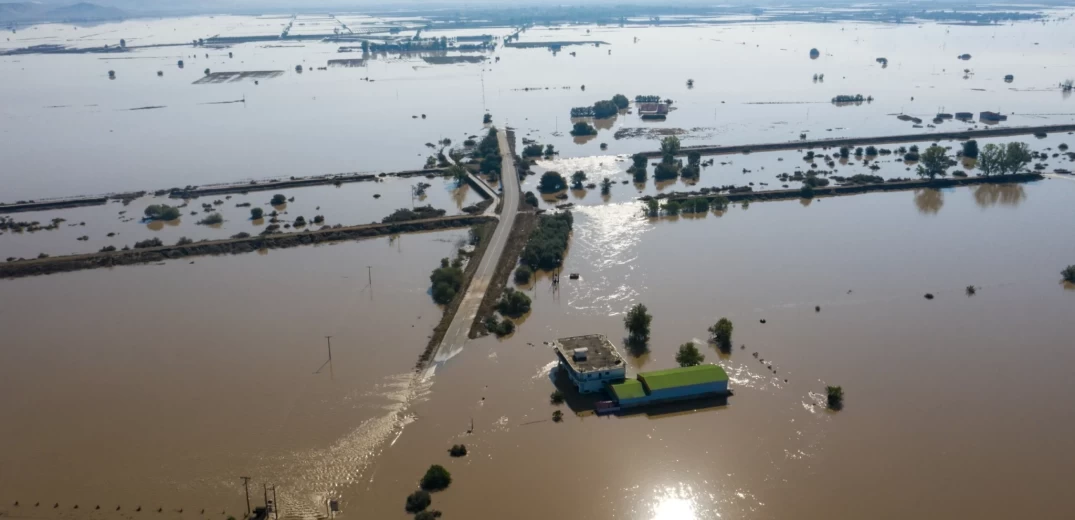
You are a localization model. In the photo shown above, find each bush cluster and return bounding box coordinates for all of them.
[520,212,573,270]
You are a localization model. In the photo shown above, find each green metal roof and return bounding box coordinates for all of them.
[609,379,646,400]
[639,364,729,392]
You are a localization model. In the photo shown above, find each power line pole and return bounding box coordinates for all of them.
[240,477,252,518]
[263,483,269,511]
[271,485,278,520]
[325,336,333,361]
[366,265,372,285]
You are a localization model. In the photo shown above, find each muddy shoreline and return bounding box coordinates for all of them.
[640,124,1075,158]
[653,173,1044,204]
[0,168,447,214]
[0,215,492,280]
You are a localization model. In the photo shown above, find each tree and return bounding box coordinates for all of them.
[405,490,431,513]
[524,191,539,207]
[545,144,555,156]
[977,143,1004,176]
[962,140,979,159]
[571,170,587,189]
[271,193,287,205]
[592,100,618,119]
[570,121,596,136]
[430,262,464,304]
[708,318,733,350]
[675,343,705,367]
[611,93,629,110]
[838,146,850,159]
[119,39,126,48]
[1062,265,1075,284]
[522,143,543,157]
[660,136,681,155]
[800,184,815,199]
[514,265,532,284]
[624,303,652,343]
[144,204,181,221]
[826,385,844,410]
[538,171,567,193]
[496,288,532,317]
[865,145,878,156]
[1003,142,1032,174]
[916,145,950,181]
[687,151,701,166]
[446,164,468,184]
[449,444,467,457]
[600,177,612,195]
[420,465,452,491]
[250,207,264,220]
[204,68,211,76]
[520,212,572,269]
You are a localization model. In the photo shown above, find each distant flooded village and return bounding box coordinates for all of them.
[2,1,1075,520]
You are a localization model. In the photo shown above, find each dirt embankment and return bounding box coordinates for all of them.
[417,220,497,369]
[470,212,538,337]
[0,169,447,214]
[638,124,1075,158]
[653,173,1044,204]
[1,215,493,280]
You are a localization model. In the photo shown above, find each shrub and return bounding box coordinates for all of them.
[865,145,878,156]
[134,237,163,249]
[430,262,464,304]
[524,191,539,208]
[550,390,565,404]
[231,232,250,239]
[405,490,431,513]
[1063,265,1075,284]
[675,342,705,367]
[420,465,452,491]
[415,511,442,520]
[514,265,532,284]
[197,213,223,225]
[294,216,306,227]
[313,215,325,224]
[383,205,446,223]
[962,139,979,159]
[144,204,181,221]
[99,245,117,252]
[552,410,564,422]
[611,93,629,110]
[523,143,543,157]
[653,160,680,180]
[448,444,467,457]
[250,207,264,219]
[497,288,532,317]
[538,171,567,193]
[826,385,844,410]
[800,184,815,199]
[520,212,572,270]
[175,236,194,246]
[270,194,287,205]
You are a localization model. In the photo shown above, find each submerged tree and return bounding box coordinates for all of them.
[675,342,705,367]
[826,385,844,410]
[571,170,587,189]
[660,135,681,156]
[916,145,950,181]
[538,171,567,193]
[624,303,652,344]
[708,318,733,351]
[961,139,979,159]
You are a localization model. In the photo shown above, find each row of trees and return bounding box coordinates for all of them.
[915,141,1031,180]
[624,303,736,364]
[520,211,573,270]
[570,93,630,120]
[475,128,501,178]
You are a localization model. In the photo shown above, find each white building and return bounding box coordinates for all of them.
[553,335,627,393]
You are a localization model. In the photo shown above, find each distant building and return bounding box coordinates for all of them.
[638,102,668,119]
[553,335,626,393]
[954,112,974,121]
[979,111,1008,122]
[608,365,729,410]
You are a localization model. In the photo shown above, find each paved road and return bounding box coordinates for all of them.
[431,127,520,365]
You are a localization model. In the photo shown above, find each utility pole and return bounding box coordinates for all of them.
[240,477,252,518]
[366,265,372,285]
[271,485,278,520]
[325,336,333,361]
[263,483,269,511]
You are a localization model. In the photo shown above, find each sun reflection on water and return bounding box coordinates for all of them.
[650,485,701,520]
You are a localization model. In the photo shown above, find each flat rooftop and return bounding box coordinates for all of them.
[639,364,729,392]
[554,334,625,373]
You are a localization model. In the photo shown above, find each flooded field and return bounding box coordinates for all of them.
[0,229,468,519]
[2,7,1075,520]
[0,176,480,258]
[347,179,1075,520]
[3,14,1075,201]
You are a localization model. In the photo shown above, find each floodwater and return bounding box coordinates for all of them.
[3,14,1075,201]
[0,229,468,519]
[3,10,1075,520]
[346,178,1075,520]
[0,176,481,258]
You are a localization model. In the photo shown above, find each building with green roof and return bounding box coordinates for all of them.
[606,364,729,409]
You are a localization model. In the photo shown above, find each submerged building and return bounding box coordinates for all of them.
[553,335,627,393]
[980,111,1008,122]
[553,335,730,412]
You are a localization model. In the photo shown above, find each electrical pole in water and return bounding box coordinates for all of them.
[367,265,372,285]
[325,336,333,361]
[271,485,278,520]
[240,477,252,518]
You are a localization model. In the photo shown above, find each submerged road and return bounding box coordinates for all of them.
[431,127,519,365]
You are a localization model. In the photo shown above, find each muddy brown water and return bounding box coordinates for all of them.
[0,229,469,519]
